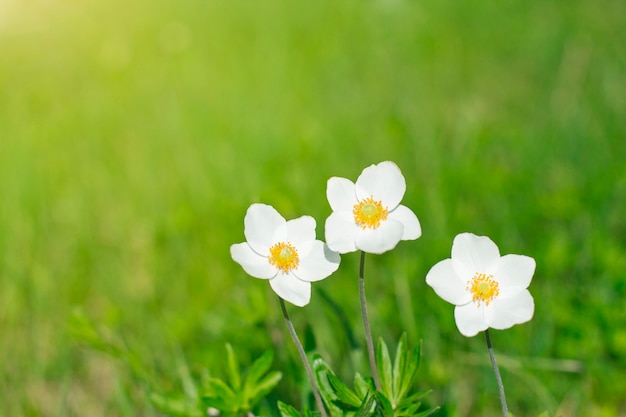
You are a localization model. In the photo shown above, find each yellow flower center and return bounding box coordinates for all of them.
[353,197,389,229]
[467,272,500,306]
[268,242,299,273]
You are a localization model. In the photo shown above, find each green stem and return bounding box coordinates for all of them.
[359,251,381,391]
[279,298,327,417]
[485,329,509,417]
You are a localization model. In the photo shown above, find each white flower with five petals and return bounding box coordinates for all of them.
[231,204,340,307]
[426,233,535,337]
[324,161,421,254]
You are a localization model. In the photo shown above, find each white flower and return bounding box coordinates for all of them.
[426,233,536,337]
[230,203,340,307]
[324,161,421,254]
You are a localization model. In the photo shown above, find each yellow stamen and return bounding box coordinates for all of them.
[467,272,500,306]
[353,197,388,229]
[268,242,299,273]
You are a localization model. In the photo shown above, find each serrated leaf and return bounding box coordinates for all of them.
[328,372,362,408]
[278,401,303,417]
[376,338,393,398]
[225,344,241,391]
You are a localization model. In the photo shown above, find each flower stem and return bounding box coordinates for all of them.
[359,251,382,391]
[485,329,509,417]
[279,298,327,417]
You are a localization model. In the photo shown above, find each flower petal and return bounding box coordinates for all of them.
[495,254,535,291]
[286,215,316,257]
[244,204,287,255]
[355,161,406,209]
[294,241,341,282]
[230,243,277,279]
[327,177,358,212]
[426,259,473,305]
[388,205,421,241]
[484,289,534,330]
[451,233,500,276]
[269,273,311,307]
[355,219,404,254]
[325,211,359,254]
[454,303,488,337]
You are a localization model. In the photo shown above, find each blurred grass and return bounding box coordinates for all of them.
[1,0,625,415]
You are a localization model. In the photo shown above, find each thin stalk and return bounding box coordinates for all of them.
[279,298,327,417]
[485,329,509,417]
[359,251,381,391]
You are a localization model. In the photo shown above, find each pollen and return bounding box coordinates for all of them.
[353,197,389,229]
[467,272,500,306]
[268,242,299,273]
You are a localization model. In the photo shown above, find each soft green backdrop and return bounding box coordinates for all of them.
[1,0,625,415]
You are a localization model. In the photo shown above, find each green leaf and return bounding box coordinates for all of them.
[355,392,376,417]
[150,392,203,417]
[400,342,421,399]
[243,350,274,400]
[537,413,550,417]
[392,333,407,404]
[374,391,393,417]
[225,344,241,391]
[312,355,343,416]
[401,389,431,404]
[376,338,393,398]
[247,371,282,405]
[278,401,303,417]
[412,406,440,417]
[354,372,373,399]
[203,377,238,412]
[328,372,362,408]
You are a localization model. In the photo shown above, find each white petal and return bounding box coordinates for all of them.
[388,205,421,240]
[426,259,473,305]
[294,241,341,282]
[230,243,277,279]
[454,303,489,337]
[484,290,534,330]
[244,204,287,255]
[495,254,535,291]
[269,273,311,307]
[325,211,359,254]
[355,219,404,254]
[355,161,406,209]
[327,177,358,212]
[286,215,316,257]
[451,233,500,276]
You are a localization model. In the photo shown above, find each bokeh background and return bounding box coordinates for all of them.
[1,0,625,415]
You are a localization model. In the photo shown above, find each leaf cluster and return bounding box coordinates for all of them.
[279,334,438,417]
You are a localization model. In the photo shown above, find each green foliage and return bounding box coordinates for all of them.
[308,336,438,417]
[375,335,439,417]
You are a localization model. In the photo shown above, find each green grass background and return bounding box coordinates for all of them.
[1,0,625,415]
